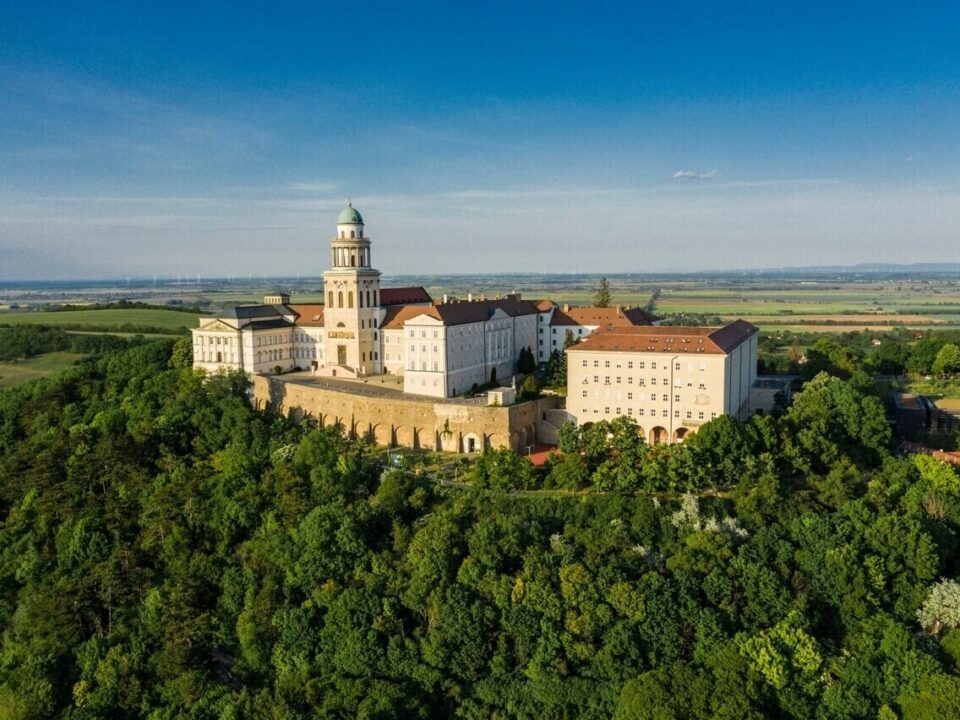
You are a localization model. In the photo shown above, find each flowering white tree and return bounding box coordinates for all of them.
[917,579,960,635]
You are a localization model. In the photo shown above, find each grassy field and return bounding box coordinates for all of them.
[0,352,86,389]
[0,308,201,332]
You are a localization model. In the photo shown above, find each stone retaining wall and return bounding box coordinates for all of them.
[252,375,561,452]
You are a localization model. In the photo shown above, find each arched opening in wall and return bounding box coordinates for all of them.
[328,291,333,306]
[411,428,422,450]
[338,291,343,308]
[359,292,364,308]
[673,427,690,443]
[351,254,356,266]
[216,352,222,363]
[337,322,345,327]
[395,426,411,448]
[581,422,595,430]
[348,292,354,308]
[649,426,668,445]
[463,433,480,454]
[350,230,355,238]
[371,423,389,447]
[484,433,498,451]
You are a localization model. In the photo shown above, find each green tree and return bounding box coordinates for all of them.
[932,343,960,375]
[594,277,612,308]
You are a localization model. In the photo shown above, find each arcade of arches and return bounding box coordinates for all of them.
[254,375,560,453]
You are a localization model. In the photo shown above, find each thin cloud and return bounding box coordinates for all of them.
[673,169,719,180]
[287,181,340,192]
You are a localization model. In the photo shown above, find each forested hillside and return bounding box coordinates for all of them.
[1,339,960,718]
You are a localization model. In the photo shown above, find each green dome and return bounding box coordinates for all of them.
[337,202,363,224]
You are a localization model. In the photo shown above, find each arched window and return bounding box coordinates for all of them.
[373,291,377,306]
[350,230,355,238]
[348,291,354,308]
[338,291,343,308]
[359,291,364,308]
[340,231,344,238]
[351,254,356,266]
[328,290,333,306]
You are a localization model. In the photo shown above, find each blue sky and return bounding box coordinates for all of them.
[1,1,958,279]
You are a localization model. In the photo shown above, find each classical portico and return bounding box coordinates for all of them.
[320,202,382,377]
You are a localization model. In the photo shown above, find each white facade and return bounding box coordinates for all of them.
[566,322,759,444]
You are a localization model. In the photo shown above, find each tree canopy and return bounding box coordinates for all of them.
[1,341,959,718]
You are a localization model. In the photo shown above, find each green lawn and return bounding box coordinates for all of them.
[0,308,201,332]
[0,352,86,389]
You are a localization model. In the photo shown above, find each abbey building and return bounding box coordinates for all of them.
[192,203,658,399]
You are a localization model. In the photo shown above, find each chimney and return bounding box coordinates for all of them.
[563,303,569,312]
[442,294,449,304]
[468,292,473,302]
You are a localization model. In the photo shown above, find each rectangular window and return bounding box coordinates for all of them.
[582,390,588,398]
[627,392,633,400]
[674,394,680,402]
[674,410,680,418]
[651,362,657,369]
[604,407,610,414]
[616,407,621,415]
[662,409,668,417]
[605,361,610,368]
[699,411,705,419]
[686,411,692,419]
[582,360,587,367]
[675,362,681,370]
[638,408,645,416]
[616,377,621,384]
[650,393,656,401]
[627,361,633,369]
[638,361,645,369]
[662,394,668,402]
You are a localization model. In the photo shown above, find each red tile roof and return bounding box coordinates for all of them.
[551,305,657,327]
[566,320,757,355]
[287,304,325,327]
[379,286,432,306]
[380,298,539,329]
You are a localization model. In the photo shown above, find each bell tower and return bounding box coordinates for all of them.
[322,201,382,376]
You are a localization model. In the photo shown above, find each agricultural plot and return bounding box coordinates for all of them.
[0,308,202,332]
[654,282,960,331]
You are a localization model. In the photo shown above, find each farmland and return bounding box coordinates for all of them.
[0,308,201,333]
[649,281,960,332]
